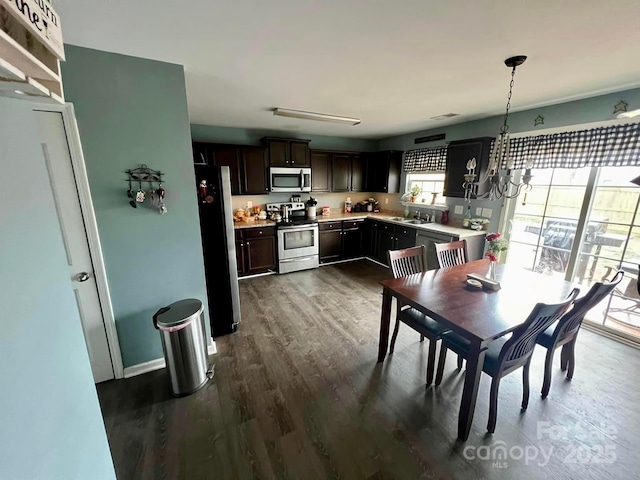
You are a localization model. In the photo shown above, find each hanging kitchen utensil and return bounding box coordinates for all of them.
[136,179,145,203]
[127,178,137,208]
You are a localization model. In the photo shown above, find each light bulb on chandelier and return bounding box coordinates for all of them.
[463,55,534,202]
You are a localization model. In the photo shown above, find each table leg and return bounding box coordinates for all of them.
[377,288,392,363]
[458,344,486,441]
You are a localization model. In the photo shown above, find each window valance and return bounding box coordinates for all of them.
[403,146,447,173]
[505,122,640,170]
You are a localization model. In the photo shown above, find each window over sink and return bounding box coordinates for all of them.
[405,172,446,203]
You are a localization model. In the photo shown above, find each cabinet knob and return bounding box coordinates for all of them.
[259,231,263,234]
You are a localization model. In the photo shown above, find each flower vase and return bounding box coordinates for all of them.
[487,260,497,281]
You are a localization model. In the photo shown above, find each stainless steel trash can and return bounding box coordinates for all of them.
[153,299,212,396]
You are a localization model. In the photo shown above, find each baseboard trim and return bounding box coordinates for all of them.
[123,342,217,379]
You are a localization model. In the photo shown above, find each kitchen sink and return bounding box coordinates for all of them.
[403,219,428,224]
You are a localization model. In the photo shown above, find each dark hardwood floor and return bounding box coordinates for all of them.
[98,260,640,479]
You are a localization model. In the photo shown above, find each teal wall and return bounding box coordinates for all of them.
[191,124,378,152]
[62,45,209,368]
[0,98,115,479]
[378,87,640,229]
[378,87,640,151]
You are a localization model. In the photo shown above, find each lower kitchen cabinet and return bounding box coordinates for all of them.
[319,220,365,263]
[235,226,276,276]
[342,220,364,259]
[370,220,417,266]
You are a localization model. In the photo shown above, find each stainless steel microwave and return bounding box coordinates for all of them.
[269,167,312,193]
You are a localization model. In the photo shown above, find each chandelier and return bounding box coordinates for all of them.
[463,55,534,201]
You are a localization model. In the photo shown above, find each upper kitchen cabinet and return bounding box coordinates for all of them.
[365,150,403,193]
[210,145,242,195]
[262,137,311,167]
[240,146,269,194]
[350,154,365,192]
[310,151,331,192]
[193,143,269,195]
[331,153,351,192]
[443,137,494,199]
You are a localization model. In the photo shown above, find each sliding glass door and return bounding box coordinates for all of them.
[504,166,640,342]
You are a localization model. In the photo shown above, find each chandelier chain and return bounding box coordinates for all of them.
[500,66,517,135]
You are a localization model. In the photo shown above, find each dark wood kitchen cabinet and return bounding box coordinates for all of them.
[372,221,416,266]
[310,149,366,193]
[365,150,403,193]
[211,145,242,195]
[235,226,276,276]
[350,154,365,192]
[319,222,342,262]
[331,153,351,192]
[262,137,311,167]
[443,136,494,199]
[341,219,364,258]
[310,151,331,192]
[240,146,269,194]
[193,143,268,196]
[319,219,365,262]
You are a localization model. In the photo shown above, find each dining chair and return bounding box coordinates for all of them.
[537,270,624,399]
[435,239,469,370]
[387,245,450,386]
[435,239,468,268]
[435,288,580,433]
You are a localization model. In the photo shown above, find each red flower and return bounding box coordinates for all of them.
[486,232,501,242]
[485,252,498,262]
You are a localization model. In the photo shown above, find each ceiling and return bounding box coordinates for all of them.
[56,0,640,139]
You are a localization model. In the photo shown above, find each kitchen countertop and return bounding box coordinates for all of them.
[316,212,486,238]
[233,212,487,238]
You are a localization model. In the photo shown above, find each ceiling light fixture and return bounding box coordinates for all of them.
[273,108,361,125]
[463,55,532,202]
[13,89,26,95]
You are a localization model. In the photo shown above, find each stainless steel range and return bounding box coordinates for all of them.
[267,202,319,274]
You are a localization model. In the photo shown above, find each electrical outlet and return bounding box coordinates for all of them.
[454,205,463,214]
[385,197,388,204]
[247,201,253,209]
[482,208,493,218]
[475,207,483,216]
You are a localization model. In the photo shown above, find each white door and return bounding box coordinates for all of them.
[35,110,114,383]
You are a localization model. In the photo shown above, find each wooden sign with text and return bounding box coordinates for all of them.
[2,0,64,59]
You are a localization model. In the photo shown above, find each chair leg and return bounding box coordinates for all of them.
[522,360,531,410]
[566,340,576,380]
[435,343,447,386]
[487,376,501,434]
[426,339,437,386]
[541,347,555,399]
[389,319,401,354]
[420,334,425,342]
[457,354,463,370]
[560,344,569,372]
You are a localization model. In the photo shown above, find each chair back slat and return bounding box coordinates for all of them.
[501,288,580,370]
[554,270,624,342]
[435,240,468,268]
[388,246,426,279]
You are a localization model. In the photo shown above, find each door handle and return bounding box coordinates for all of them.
[76,272,90,282]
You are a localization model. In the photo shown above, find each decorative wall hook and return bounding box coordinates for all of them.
[125,165,167,214]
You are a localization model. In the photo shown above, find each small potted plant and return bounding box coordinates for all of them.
[409,184,422,203]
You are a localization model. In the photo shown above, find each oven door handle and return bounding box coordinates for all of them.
[278,226,318,234]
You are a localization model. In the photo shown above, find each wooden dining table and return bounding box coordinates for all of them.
[377,258,577,441]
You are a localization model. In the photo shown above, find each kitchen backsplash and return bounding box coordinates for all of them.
[231,192,402,212]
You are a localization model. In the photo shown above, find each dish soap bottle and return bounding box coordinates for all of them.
[404,204,410,218]
[462,205,472,228]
